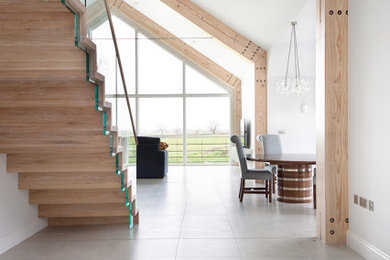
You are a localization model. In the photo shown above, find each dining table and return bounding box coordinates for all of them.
[246,153,316,203]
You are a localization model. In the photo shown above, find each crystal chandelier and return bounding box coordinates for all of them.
[277,22,310,96]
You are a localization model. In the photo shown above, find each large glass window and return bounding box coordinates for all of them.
[105,97,136,132]
[91,16,232,165]
[92,20,116,95]
[186,97,231,164]
[139,98,184,164]
[92,17,135,95]
[185,66,227,94]
[138,33,183,94]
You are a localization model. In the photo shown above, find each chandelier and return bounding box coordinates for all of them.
[277,22,310,96]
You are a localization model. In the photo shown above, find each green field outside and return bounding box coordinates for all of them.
[127,135,230,165]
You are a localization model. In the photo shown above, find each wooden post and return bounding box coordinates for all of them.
[316,0,348,244]
[255,55,267,168]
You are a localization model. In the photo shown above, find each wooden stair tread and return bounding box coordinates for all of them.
[19,171,128,190]
[0,80,97,108]
[29,188,130,204]
[48,216,130,226]
[0,1,72,14]
[0,132,117,154]
[0,0,139,226]
[38,203,130,218]
[7,152,124,173]
[0,107,104,133]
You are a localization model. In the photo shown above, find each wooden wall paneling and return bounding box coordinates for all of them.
[316,0,348,244]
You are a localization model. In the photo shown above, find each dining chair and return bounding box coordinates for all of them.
[256,134,317,208]
[231,135,273,202]
[256,134,281,193]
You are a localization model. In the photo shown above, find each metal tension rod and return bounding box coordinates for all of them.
[103,0,138,145]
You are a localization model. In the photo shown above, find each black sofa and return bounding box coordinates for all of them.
[136,136,168,178]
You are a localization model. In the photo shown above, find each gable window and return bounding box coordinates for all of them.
[91,17,232,165]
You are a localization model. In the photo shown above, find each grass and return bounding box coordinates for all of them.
[127,135,230,165]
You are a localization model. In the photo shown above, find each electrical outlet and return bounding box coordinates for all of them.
[354,194,359,205]
[360,197,367,208]
[369,200,374,211]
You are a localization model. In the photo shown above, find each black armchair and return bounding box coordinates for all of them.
[136,136,168,178]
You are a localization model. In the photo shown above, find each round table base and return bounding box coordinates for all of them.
[277,164,313,203]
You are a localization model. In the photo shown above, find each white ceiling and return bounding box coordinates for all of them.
[189,0,315,48]
[87,0,316,49]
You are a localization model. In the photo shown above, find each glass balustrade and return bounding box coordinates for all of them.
[64,0,137,229]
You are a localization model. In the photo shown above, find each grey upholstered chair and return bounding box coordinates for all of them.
[256,134,282,155]
[256,134,281,193]
[231,135,273,202]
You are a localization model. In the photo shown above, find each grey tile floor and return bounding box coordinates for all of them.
[0,166,364,260]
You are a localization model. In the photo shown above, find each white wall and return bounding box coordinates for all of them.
[348,0,390,258]
[267,0,316,153]
[0,154,47,255]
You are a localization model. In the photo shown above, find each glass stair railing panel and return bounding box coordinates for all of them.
[85,0,138,229]
[129,202,133,230]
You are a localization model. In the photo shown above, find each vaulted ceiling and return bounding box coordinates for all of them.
[189,0,314,48]
[118,0,315,49]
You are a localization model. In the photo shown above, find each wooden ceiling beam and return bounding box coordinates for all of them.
[161,0,267,157]
[110,0,241,90]
[160,0,265,63]
[86,0,242,134]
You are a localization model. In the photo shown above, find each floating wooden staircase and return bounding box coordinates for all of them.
[0,0,139,226]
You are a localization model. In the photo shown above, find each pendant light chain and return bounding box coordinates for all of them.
[285,27,294,84]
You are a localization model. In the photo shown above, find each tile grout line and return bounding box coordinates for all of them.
[295,239,314,260]
[217,172,243,259]
[174,171,190,259]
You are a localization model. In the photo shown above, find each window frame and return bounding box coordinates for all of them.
[91,18,234,165]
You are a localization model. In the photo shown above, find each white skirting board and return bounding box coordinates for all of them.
[0,218,47,255]
[347,231,390,260]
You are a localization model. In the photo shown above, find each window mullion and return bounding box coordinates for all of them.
[135,31,140,133]
[183,63,187,165]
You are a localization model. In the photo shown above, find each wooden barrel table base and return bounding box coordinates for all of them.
[277,164,313,203]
